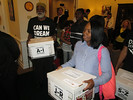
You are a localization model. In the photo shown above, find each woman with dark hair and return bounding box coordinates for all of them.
[57,15,112,99]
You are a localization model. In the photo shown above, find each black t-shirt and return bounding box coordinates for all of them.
[70,20,88,51]
[27,17,56,38]
[123,33,133,72]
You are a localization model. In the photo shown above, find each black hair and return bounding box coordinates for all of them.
[76,8,85,15]
[62,20,74,29]
[89,15,105,49]
[65,20,74,27]
[86,9,90,13]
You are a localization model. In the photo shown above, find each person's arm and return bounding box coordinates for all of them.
[83,79,94,90]
[84,48,112,90]
[56,66,63,70]
[51,19,57,36]
[27,18,34,43]
[27,34,33,44]
[63,6,69,18]
[51,21,57,42]
[115,46,127,74]
[60,41,81,68]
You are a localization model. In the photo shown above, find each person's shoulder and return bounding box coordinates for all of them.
[0,31,6,37]
[0,31,16,45]
[99,45,109,54]
[75,41,83,47]
[29,16,38,22]
[46,17,54,22]
[54,16,58,19]
[30,16,38,19]
[126,28,131,32]
[0,31,12,39]
[127,32,133,37]
[77,40,82,44]
[82,20,88,25]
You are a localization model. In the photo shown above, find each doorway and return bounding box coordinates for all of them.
[49,0,75,21]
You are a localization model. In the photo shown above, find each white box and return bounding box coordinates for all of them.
[28,37,55,59]
[115,68,133,100]
[47,67,96,100]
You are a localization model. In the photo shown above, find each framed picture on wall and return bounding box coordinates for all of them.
[24,1,34,12]
[8,0,15,21]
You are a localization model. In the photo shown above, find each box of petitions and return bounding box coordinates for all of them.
[115,68,133,100]
[47,67,96,100]
[28,37,55,59]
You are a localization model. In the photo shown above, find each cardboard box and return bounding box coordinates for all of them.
[28,37,55,59]
[47,67,96,100]
[115,68,133,100]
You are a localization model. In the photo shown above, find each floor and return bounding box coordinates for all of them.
[17,71,54,100]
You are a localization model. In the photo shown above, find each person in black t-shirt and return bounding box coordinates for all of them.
[0,31,20,100]
[27,2,56,98]
[115,32,133,74]
[27,3,56,40]
[70,8,88,51]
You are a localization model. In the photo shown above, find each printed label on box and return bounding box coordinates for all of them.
[76,89,93,100]
[47,67,96,100]
[52,82,73,100]
[63,79,79,87]
[117,86,129,100]
[54,85,63,100]
[63,70,83,80]
[28,40,54,59]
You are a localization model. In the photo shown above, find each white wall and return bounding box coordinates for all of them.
[17,0,39,41]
